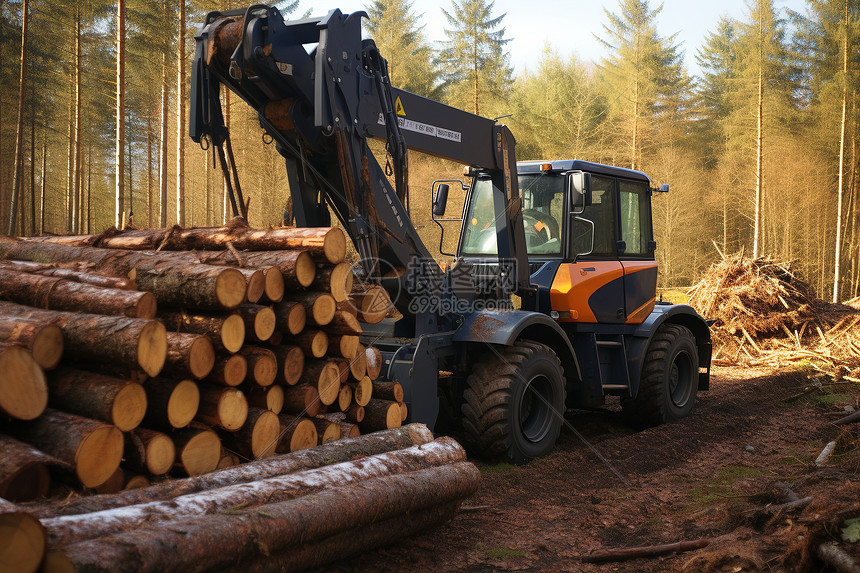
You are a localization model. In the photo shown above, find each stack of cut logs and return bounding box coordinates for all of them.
[0,220,408,501]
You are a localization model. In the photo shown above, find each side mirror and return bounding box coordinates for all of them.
[433,184,450,217]
[569,171,592,213]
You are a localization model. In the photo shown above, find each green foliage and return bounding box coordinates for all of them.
[842,517,860,542]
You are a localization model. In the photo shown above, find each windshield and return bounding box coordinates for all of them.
[461,174,565,257]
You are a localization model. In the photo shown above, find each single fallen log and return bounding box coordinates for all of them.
[0,259,135,290]
[0,302,167,377]
[0,434,58,501]
[582,539,711,563]
[271,344,304,385]
[218,408,279,461]
[834,410,860,425]
[0,237,248,310]
[0,316,63,370]
[8,409,123,488]
[0,497,47,573]
[124,428,176,476]
[244,384,284,414]
[159,311,245,354]
[196,386,248,431]
[272,300,305,335]
[313,263,354,302]
[163,332,215,381]
[142,378,200,430]
[817,541,860,573]
[42,438,466,548]
[0,267,156,318]
[239,346,277,387]
[47,367,147,432]
[232,501,458,572]
[172,425,221,477]
[206,354,248,387]
[276,414,318,453]
[51,461,478,573]
[0,344,47,421]
[25,425,434,517]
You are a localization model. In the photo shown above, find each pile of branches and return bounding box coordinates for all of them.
[688,252,860,369]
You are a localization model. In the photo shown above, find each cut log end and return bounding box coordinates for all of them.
[143,433,176,476]
[281,345,305,386]
[324,227,347,264]
[277,416,318,453]
[134,292,158,319]
[263,268,285,302]
[284,302,306,335]
[326,263,355,302]
[352,376,372,407]
[337,385,352,412]
[188,337,216,380]
[0,346,48,421]
[167,380,201,429]
[309,294,336,326]
[221,313,246,354]
[265,385,285,414]
[137,321,168,378]
[0,462,50,502]
[175,429,221,477]
[76,425,124,488]
[0,506,46,573]
[250,410,280,458]
[245,270,266,304]
[31,323,64,371]
[253,307,276,342]
[111,383,148,432]
[211,354,248,387]
[214,268,248,310]
[317,362,342,406]
[365,346,382,380]
[295,251,316,287]
[214,389,249,431]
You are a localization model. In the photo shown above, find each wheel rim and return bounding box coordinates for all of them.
[668,350,694,408]
[519,374,553,443]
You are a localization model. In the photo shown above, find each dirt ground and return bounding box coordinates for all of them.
[332,366,860,572]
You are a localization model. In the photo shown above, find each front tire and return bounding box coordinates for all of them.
[623,324,698,428]
[461,341,566,464]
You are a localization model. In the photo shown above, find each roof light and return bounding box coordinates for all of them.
[463,166,474,176]
[541,163,553,172]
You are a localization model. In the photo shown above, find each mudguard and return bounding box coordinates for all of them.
[453,310,582,382]
[628,303,712,395]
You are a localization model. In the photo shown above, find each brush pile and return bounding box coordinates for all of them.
[688,252,860,371]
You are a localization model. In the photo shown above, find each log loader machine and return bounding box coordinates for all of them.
[189,6,712,464]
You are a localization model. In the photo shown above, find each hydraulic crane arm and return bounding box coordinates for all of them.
[190,5,531,327]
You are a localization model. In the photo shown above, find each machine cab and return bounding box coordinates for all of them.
[447,160,659,325]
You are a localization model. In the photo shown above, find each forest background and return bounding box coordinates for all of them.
[0,0,857,302]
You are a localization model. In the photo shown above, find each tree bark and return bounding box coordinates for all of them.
[0,496,46,573]
[163,332,215,380]
[142,378,199,430]
[124,427,176,476]
[0,260,136,290]
[159,311,245,353]
[176,0,186,227]
[0,315,62,370]
[218,407,279,460]
[272,344,304,385]
[276,414,318,452]
[372,381,404,403]
[196,386,248,431]
[158,50,168,227]
[52,461,479,573]
[0,302,167,377]
[194,248,314,290]
[30,425,434,518]
[8,409,123,488]
[6,0,29,236]
[834,1,850,303]
[0,268,156,318]
[0,343,47,420]
[281,384,323,417]
[205,354,247,387]
[244,384,283,414]
[272,300,306,335]
[172,425,221,477]
[360,399,402,432]
[239,346,277,387]
[47,367,147,432]
[0,434,58,502]
[115,0,125,227]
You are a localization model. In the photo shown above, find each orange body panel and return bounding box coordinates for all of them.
[550,262,624,323]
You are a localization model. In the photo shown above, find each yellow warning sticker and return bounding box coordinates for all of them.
[395,96,406,117]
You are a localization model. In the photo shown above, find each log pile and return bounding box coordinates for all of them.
[688,252,860,371]
[0,220,406,506]
[5,426,479,573]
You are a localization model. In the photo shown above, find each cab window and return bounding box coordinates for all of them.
[570,175,616,257]
[619,180,652,257]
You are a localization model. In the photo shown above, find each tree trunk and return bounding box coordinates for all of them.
[0,316,62,370]
[124,427,176,476]
[281,384,323,417]
[372,381,404,403]
[115,0,125,227]
[147,117,154,228]
[0,343,47,421]
[272,344,304,385]
[73,8,81,234]
[196,249,314,290]
[30,424,434,518]
[6,0,29,236]
[313,262,354,302]
[8,409,123,488]
[47,367,146,432]
[275,414,318,453]
[142,378,199,430]
[159,311,245,353]
[176,0,186,227]
[28,114,34,236]
[0,302,167,377]
[239,346,277,387]
[38,128,45,234]
[159,51,168,227]
[0,434,58,501]
[206,354,247,387]
[0,260,135,290]
[244,384,283,414]
[218,407,278,460]
[0,497,46,573]
[196,386,248,430]
[753,17,764,259]
[52,461,478,573]
[272,300,306,335]
[0,268,156,318]
[163,332,215,380]
[360,399,401,432]
[172,425,221,476]
[834,2,850,303]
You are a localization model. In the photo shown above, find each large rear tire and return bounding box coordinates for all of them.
[461,341,566,464]
[622,323,698,428]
